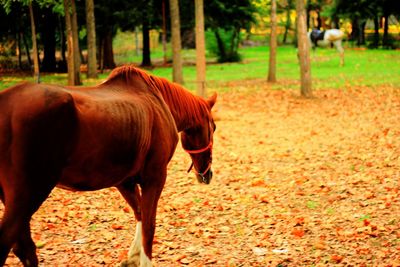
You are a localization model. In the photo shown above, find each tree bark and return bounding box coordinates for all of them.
[162,0,168,65]
[306,0,311,30]
[169,0,184,84]
[102,28,116,69]
[64,0,80,85]
[283,3,291,44]
[373,15,380,48]
[86,0,98,78]
[29,2,40,83]
[59,16,67,66]
[41,7,57,72]
[268,0,277,83]
[350,17,359,44]
[195,0,206,96]
[16,32,23,70]
[70,0,81,85]
[214,29,226,61]
[359,21,366,46]
[141,19,152,67]
[296,0,312,97]
[22,32,32,66]
[382,14,389,47]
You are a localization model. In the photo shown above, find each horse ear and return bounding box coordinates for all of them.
[207,93,217,109]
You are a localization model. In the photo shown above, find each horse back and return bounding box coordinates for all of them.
[58,84,178,189]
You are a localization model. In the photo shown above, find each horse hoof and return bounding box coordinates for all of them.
[120,260,139,267]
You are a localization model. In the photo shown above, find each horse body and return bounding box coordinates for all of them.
[308,29,345,66]
[0,66,216,266]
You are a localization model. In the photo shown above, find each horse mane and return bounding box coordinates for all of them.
[105,65,211,130]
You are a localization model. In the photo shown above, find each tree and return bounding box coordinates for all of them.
[85,0,97,78]
[29,1,40,83]
[95,0,120,70]
[40,6,57,72]
[268,0,277,83]
[205,0,256,63]
[169,0,184,84]
[296,0,312,97]
[162,0,168,65]
[195,0,206,96]
[282,0,295,44]
[141,8,152,67]
[64,0,81,85]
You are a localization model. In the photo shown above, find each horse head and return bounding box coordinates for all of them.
[181,93,217,184]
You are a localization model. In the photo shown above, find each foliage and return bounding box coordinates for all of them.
[205,29,243,63]
[2,45,400,91]
[204,0,256,63]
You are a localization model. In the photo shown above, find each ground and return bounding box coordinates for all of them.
[3,81,400,266]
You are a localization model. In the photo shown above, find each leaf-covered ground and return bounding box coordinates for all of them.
[3,82,400,266]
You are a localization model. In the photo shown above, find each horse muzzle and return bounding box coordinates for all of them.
[196,168,212,184]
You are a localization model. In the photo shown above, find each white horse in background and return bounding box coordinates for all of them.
[308,29,345,66]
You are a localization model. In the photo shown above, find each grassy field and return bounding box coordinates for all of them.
[1,41,399,92]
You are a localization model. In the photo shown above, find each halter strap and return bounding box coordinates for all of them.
[184,141,213,182]
[183,141,213,154]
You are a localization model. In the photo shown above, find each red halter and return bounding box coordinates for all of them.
[184,140,213,154]
[184,141,213,181]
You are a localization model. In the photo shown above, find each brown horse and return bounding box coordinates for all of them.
[0,66,217,266]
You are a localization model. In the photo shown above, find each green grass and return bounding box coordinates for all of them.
[1,43,399,93]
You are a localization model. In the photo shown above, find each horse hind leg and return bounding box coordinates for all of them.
[0,173,57,266]
[12,223,38,267]
[118,180,143,267]
[0,201,38,266]
[333,40,344,66]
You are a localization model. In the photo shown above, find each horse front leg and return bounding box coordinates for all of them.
[118,170,166,267]
[139,168,167,267]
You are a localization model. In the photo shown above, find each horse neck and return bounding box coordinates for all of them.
[155,78,208,132]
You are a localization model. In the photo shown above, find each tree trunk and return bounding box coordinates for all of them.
[283,3,291,44]
[214,29,226,61]
[41,7,57,72]
[316,10,322,30]
[306,0,311,30]
[135,26,140,57]
[102,28,116,69]
[70,0,81,85]
[359,21,366,46]
[373,15,380,48]
[169,0,184,84]
[22,32,32,66]
[230,28,238,55]
[86,0,97,78]
[195,0,206,96]
[29,2,40,83]
[64,0,79,85]
[17,32,23,70]
[382,14,389,47]
[162,0,168,65]
[268,0,277,83]
[141,19,152,67]
[59,16,67,67]
[350,17,359,44]
[98,37,103,71]
[332,16,339,29]
[296,0,312,97]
